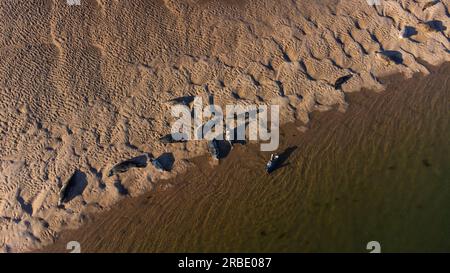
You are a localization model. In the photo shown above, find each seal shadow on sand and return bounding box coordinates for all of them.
[215,140,233,159]
[380,50,404,64]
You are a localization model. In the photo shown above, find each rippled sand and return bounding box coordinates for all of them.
[1,0,449,252]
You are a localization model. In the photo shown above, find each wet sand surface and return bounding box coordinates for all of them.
[43,63,450,253]
[3,0,450,252]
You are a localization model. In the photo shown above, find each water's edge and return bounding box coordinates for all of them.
[41,62,450,253]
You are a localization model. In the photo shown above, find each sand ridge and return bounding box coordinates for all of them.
[0,0,449,252]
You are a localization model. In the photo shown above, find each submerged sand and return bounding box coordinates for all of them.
[0,0,449,252]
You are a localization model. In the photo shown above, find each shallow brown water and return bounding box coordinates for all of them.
[44,63,450,253]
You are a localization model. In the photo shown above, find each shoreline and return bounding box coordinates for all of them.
[1,0,449,253]
[40,62,450,252]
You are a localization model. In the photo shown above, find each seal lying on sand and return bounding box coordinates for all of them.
[266,154,280,174]
[334,75,353,90]
[58,170,87,207]
[108,154,150,177]
[160,133,189,144]
[151,153,175,172]
[152,158,166,172]
[208,139,220,160]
